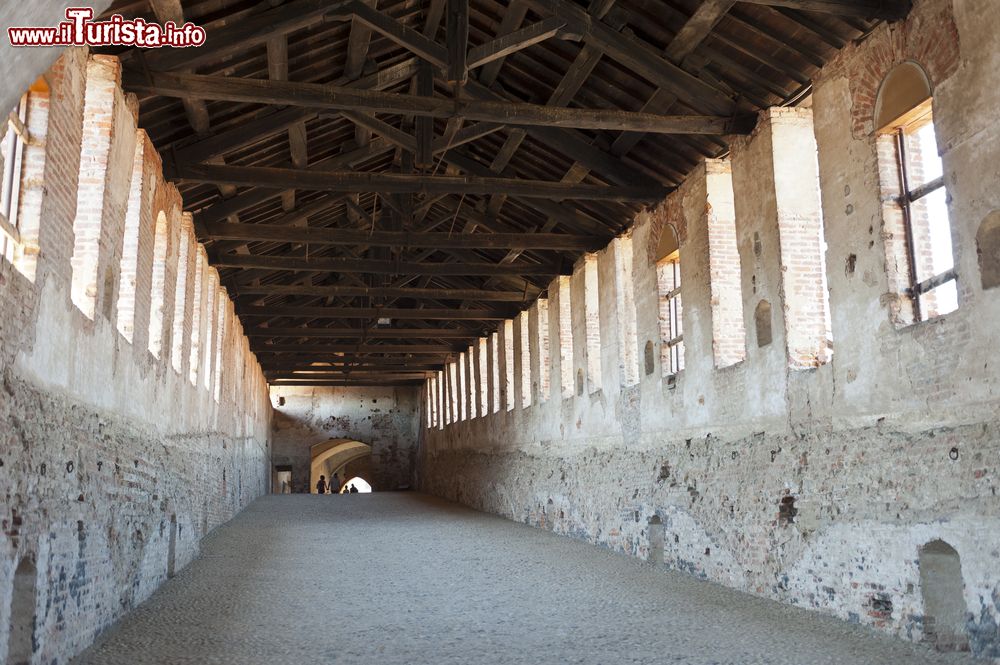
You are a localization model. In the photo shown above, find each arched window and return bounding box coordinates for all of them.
[876,62,957,324]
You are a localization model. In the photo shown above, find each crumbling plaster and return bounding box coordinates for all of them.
[417,0,1000,657]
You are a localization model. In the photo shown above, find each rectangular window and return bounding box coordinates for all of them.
[0,95,27,264]
[503,320,515,412]
[449,360,459,423]
[426,379,433,429]
[436,370,445,430]
[657,251,684,376]
[458,351,467,421]
[519,313,531,409]
[891,101,956,321]
[477,337,488,417]
[490,331,500,414]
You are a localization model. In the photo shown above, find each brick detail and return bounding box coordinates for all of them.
[704,159,746,368]
[11,90,50,281]
[556,276,573,399]
[518,312,532,409]
[490,331,500,414]
[613,236,639,386]
[71,55,121,320]
[170,218,192,373]
[502,319,515,412]
[477,337,489,416]
[534,299,551,402]
[583,254,602,392]
[815,0,960,139]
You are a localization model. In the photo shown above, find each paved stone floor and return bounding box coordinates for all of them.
[72,493,977,665]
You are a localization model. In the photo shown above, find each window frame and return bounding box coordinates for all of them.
[887,101,956,322]
[657,250,684,377]
[0,95,28,259]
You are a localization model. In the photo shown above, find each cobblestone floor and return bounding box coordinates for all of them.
[71,493,978,665]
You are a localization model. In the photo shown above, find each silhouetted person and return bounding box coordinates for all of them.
[330,472,341,494]
[316,475,327,494]
[349,484,359,494]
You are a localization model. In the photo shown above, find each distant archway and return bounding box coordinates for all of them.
[8,557,37,665]
[339,477,373,494]
[310,439,372,493]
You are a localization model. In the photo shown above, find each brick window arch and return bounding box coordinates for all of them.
[875,61,957,324]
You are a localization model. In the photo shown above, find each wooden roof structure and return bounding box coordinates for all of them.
[99,0,910,386]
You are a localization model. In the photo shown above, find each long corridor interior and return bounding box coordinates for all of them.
[1,0,999,663]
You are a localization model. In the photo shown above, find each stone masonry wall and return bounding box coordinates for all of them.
[271,385,421,494]
[0,48,270,664]
[418,0,1000,658]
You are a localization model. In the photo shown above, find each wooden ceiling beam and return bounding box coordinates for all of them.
[173,59,417,166]
[230,284,530,302]
[467,17,569,71]
[192,139,392,226]
[133,0,345,72]
[122,71,754,136]
[523,0,737,115]
[253,343,456,353]
[478,0,529,85]
[238,305,509,320]
[446,0,469,83]
[665,0,736,63]
[736,0,910,20]
[247,327,481,339]
[213,252,563,277]
[172,162,669,202]
[201,223,606,251]
[344,0,379,80]
[268,379,426,386]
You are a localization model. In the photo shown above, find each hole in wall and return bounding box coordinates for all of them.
[753,232,762,258]
[8,557,37,665]
[647,516,664,566]
[870,593,893,619]
[778,495,797,525]
[167,514,177,578]
[277,396,285,406]
[919,539,969,651]
[976,211,1000,290]
[755,299,772,348]
[576,368,584,396]
[644,340,655,376]
[845,254,857,276]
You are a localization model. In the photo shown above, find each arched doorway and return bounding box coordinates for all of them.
[7,557,37,665]
[919,539,968,650]
[309,439,373,493]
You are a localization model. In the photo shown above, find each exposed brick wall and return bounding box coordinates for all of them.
[11,90,50,282]
[556,275,573,399]
[815,0,960,140]
[533,298,550,401]
[703,159,746,368]
[0,48,270,665]
[418,1,1000,658]
[612,236,639,386]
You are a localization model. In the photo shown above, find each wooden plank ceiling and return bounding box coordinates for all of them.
[99,0,908,386]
